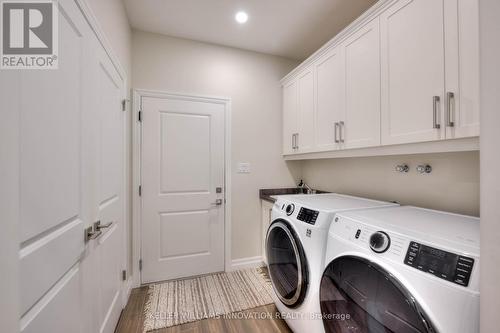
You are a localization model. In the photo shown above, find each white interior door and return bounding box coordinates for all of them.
[381,0,446,145]
[18,1,88,332]
[11,1,127,332]
[94,46,125,333]
[141,95,225,283]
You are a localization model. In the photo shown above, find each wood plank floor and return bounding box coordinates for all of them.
[115,286,292,333]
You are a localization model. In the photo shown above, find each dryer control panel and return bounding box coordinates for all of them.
[297,207,319,225]
[404,241,474,287]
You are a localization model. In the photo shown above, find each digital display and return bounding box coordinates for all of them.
[297,207,319,225]
[416,245,458,277]
[404,241,474,287]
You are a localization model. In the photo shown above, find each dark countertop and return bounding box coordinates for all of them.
[259,188,329,203]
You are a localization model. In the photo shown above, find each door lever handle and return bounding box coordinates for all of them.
[94,220,113,231]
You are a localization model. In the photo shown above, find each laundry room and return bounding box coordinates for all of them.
[1,1,498,333]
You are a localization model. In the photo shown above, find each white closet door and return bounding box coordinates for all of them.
[444,0,480,139]
[297,69,315,152]
[381,0,446,145]
[80,33,126,333]
[343,18,381,149]
[315,47,344,151]
[18,0,88,332]
[95,46,125,333]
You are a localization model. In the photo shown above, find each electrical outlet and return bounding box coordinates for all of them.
[237,162,251,173]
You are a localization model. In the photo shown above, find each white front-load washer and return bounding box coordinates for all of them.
[320,206,480,333]
[265,194,398,333]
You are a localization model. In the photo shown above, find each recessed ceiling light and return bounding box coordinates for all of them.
[235,11,248,24]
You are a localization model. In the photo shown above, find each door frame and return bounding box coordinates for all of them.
[131,89,232,287]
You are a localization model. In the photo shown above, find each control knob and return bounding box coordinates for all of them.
[369,231,391,253]
[285,204,295,216]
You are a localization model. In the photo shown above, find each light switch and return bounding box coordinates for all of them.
[237,162,251,173]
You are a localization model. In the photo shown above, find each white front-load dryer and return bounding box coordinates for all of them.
[265,194,398,333]
[320,206,480,333]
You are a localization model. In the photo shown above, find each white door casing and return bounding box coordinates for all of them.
[141,95,226,283]
[381,0,446,145]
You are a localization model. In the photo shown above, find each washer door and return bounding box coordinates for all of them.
[266,219,308,308]
[320,256,435,333]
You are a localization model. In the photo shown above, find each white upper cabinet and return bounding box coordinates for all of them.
[281,0,479,157]
[343,18,381,149]
[315,46,344,151]
[297,69,315,152]
[380,0,446,145]
[282,80,298,155]
[444,0,480,139]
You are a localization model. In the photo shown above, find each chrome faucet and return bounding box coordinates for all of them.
[298,180,315,194]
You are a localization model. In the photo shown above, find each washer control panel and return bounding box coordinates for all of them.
[404,241,474,287]
[297,207,319,225]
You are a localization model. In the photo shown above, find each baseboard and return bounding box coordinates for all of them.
[230,256,265,271]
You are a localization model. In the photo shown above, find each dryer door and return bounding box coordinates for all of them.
[266,219,308,308]
[320,256,435,333]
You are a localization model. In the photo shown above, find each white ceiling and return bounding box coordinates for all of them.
[123,0,378,61]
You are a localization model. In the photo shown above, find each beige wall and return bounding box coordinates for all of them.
[132,30,301,260]
[302,151,479,216]
[479,0,500,331]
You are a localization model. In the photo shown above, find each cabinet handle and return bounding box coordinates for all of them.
[295,133,299,149]
[291,134,295,149]
[446,92,455,127]
[339,121,345,143]
[334,122,339,143]
[433,96,441,129]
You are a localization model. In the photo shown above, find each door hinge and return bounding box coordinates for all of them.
[122,270,127,281]
[139,185,142,196]
[139,259,143,271]
[138,110,142,122]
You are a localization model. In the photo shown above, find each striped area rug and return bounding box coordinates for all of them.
[143,267,274,331]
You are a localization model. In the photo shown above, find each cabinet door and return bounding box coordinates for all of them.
[343,18,381,149]
[381,0,446,145]
[283,81,298,155]
[315,47,344,151]
[297,69,315,152]
[444,0,480,138]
